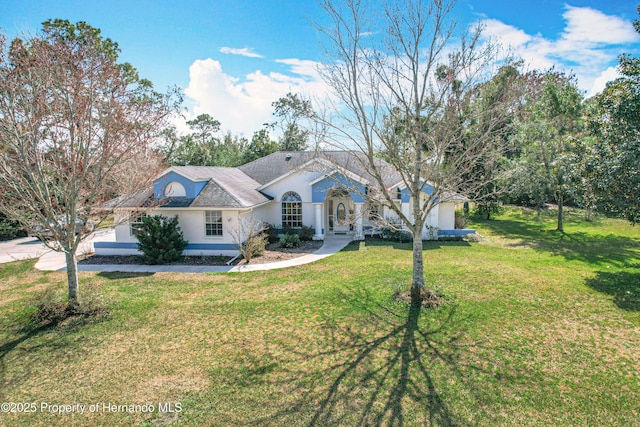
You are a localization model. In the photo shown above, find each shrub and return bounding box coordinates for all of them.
[264,223,280,244]
[242,233,267,262]
[298,225,315,241]
[381,226,412,243]
[282,224,314,241]
[424,225,439,240]
[135,215,188,265]
[0,213,26,240]
[279,233,300,248]
[454,208,469,229]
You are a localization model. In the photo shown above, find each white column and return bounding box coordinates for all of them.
[313,203,323,240]
[355,203,364,240]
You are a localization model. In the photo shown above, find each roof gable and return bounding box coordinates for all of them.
[153,166,270,209]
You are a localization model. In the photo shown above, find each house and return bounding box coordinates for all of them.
[95,151,473,256]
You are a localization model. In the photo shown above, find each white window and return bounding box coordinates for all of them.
[282,191,302,228]
[129,212,146,236]
[164,181,186,197]
[205,210,223,236]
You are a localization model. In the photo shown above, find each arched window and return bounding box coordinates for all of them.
[282,191,302,228]
[164,181,186,197]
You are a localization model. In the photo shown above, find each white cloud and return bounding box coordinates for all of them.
[482,18,532,48]
[589,66,620,96]
[219,47,263,58]
[183,58,330,137]
[562,6,639,45]
[480,5,639,96]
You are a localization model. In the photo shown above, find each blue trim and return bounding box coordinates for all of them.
[94,242,238,251]
[185,243,238,251]
[400,187,411,203]
[437,229,475,236]
[95,242,138,249]
[153,171,207,200]
[311,174,365,203]
[397,183,434,203]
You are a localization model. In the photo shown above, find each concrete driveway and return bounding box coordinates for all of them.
[0,228,115,271]
[0,236,51,264]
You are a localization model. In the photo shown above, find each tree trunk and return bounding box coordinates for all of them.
[411,226,425,306]
[556,193,564,232]
[65,250,79,309]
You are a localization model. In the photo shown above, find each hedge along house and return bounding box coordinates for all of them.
[95,151,474,256]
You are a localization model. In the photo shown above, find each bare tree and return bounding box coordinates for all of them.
[315,0,514,305]
[229,214,267,263]
[0,20,179,308]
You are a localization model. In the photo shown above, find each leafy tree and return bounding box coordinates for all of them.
[159,115,249,167]
[271,92,312,151]
[0,20,178,308]
[316,0,512,306]
[507,71,584,231]
[217,132,249,167]
[464,63,527,219]
[584,6,640,224]
[242,128,279,164]
[170,135,212,166]
[135,215,188,264]
[156,125,181,164]
[186,113,221,146]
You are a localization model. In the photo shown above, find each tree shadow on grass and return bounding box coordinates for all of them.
[362,239,471,252]
[585,271,640,311]
[0,313,103,398]
[477,218,639,267]
[97,271,154,280]
[242,286,492,426]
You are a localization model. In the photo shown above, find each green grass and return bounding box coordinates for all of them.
[0,206,639,426]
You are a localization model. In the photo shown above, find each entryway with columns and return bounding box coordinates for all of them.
[312,187,365,241]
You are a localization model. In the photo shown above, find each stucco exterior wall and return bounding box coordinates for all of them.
[437,203,456,231]
[101,208,243,256]
[259,169,322,229]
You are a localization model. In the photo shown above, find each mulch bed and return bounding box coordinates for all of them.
[79,240,324,266]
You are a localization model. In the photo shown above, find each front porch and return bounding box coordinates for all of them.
[311,184,369,241]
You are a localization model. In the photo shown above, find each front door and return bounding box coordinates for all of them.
[334,202,349,232]
[327,191,352,233]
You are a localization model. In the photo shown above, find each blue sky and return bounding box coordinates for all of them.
[1,0,639,136]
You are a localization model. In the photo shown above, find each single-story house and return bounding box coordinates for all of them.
[95,151,473,256]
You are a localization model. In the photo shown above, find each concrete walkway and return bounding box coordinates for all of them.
[0,230,353,273]
[76,235,354,273]
[34,228,115,271]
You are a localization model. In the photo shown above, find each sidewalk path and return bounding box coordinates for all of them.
[76,236,354,273]
[0,230,353,273]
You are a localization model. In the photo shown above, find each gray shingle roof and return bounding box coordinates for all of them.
[118,152,412,210]
[171,166,270,209]
[238,151,402,189]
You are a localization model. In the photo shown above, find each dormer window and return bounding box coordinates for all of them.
[164,181,186,198]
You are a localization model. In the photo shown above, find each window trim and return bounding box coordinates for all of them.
[204,210,223,237]
[129,212,146,237]
[281,191,303,229]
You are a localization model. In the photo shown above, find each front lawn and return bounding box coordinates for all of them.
[0,207,638,426]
